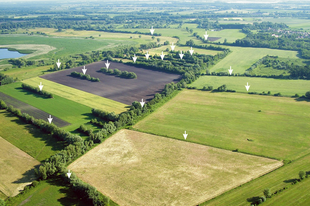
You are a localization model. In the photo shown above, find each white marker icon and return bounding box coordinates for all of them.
[150,26,155,35]
[56,59,61,68]
[105,60,110,69]
[179,51,184,59]
[145,51,150,60]
[183,131,188,140]
[67,170,72,179]
[38,82,44,91]
[133,54,137,63]
[140,99,145,108]
[204,31,209,40]
[189,47,194,55]
[47,115,53,124]
[171,42,175,51]
[245,82,250,91]
[228,66,233,75]
[160,51,165,60]
[82,66,87,75]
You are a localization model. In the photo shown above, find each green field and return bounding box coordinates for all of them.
[190,76,310,97]
[134,90,310,160]
[208,46,299,73]
[1,65,52,81]
[6,177,88,206]
[23,77,128,114]
[146,45,220,56]
[0,82,97,132]
[203,153,310,206]
[0,110,64,161]
[0,34,134,61]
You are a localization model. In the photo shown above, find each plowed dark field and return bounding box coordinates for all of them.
[41,61,181,105]
[0,92,70,127]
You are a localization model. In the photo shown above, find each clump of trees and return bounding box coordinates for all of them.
[21,83,54,98]
[70,71,100,82]
[0,73,14,85]
[100,67,137,79]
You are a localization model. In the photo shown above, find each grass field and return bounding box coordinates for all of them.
[0,136,39,197]
[203,153,310,206]
[134,90,310,160]
[6,177,88,206]
[0,110,65,161]
[1,65,53,81]
[208,46,299,73]
[263,177,310,206]
[190,76,310,97]
[0,35,133,61]
[68,129,281,206]
[17,28,177,45]
[23,77,128,113]
[0,82,98,132]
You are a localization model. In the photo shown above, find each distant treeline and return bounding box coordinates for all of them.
[100,67,137,79]
[21,83,54,98]
[70,71,100,82]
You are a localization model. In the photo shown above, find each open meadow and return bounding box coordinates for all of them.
[203,153,310,206]
[146,45,220,56]
[0,110,65,161]
[207,46,299,73]
[68,129,282,206]
[0,82,98,132]
[5,177,89,206]
[190,76,310,97]
[134,90,310,160]
[40,61,181,105]
[0,35,133,61]
[23,77,128,114]
[0,136,39,197]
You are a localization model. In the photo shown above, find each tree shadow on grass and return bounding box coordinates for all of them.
[13,165,39,185]
[247,196,261,203]
[47,176,89,206]
[15,87,50,100]
[283,178,298,183]
[294,97,310,102]
[4,112,67,156]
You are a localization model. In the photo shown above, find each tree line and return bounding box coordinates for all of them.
[100,67,137,79]
[70,71,100,82]
[0,73,14,85]
[21,83,54,98]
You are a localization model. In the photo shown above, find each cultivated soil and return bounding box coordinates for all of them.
[69,129,282,206]
[0,92,70,127]
[40,61,181,105]
[0,137,39,197]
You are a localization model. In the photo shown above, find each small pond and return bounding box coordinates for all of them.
[0,48,27,60]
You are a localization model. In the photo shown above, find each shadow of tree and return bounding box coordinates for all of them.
[283,178,298,183]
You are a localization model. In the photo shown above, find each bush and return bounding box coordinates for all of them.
[0,100,7,109]
[299,171,306,180]
[0,198,5,206]
[260,196,266,202]
[32,180,39,187]
[305,91,310,99]
[264,188,271,198]
[70,72,100,82]
[21,83,54,98]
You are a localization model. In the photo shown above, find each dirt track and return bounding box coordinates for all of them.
[40,61,181,105]
[0,92,70,127]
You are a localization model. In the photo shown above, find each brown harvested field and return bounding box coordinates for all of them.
[0,137,39,197]
[40,61,181,105]
[0,92,70,127]
[69,129,282,206]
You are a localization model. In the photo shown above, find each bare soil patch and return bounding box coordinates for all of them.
[0,137,39,197]
[40,61,181,105]
[69,129,282,206]
[208,37,222,41]
[0,92,70,127]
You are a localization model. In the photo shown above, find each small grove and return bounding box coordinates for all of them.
[70,71,100,82]
[100,67,137,79]
[21,83,54,98]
